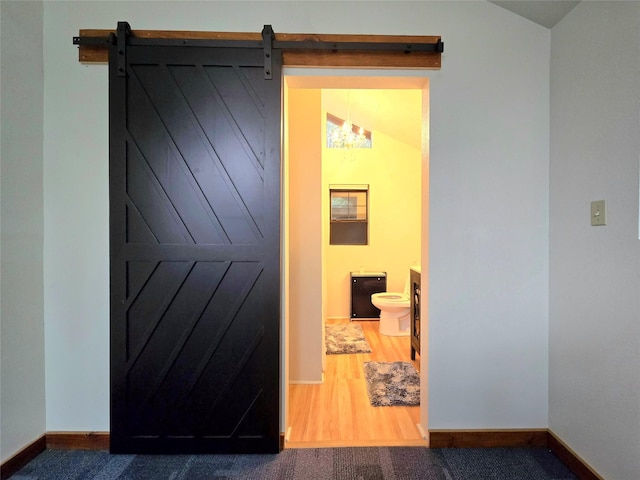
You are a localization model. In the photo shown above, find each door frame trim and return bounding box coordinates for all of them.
[283,71,430,444]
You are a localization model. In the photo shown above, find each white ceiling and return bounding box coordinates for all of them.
[489,0,581,28]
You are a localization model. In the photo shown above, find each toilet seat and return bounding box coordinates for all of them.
[371,292,410,307]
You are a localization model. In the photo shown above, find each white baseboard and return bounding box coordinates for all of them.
[290,372,324,385]
[416,423,428,440]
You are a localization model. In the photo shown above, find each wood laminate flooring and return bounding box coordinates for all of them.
[287,318,426,448]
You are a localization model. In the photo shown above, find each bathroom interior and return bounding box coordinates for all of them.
[285,78,427,447]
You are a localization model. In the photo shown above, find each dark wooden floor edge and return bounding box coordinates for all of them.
[428,429,549,448]
[547,431,604,480]
[428,429,603,480]
[0,434,46,480]
[42,431,282,452]
[45,432,110,450]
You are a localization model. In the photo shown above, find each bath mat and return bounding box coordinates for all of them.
[364,361,420,406]
[325,323,372,354]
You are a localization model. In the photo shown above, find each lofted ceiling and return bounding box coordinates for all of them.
[488,0,581,28]
[322,89,423,151]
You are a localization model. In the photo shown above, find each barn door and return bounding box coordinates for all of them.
[109,25,282,454]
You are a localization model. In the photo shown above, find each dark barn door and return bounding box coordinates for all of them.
[109,34,282,453]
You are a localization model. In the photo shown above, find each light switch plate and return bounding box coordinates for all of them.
[591,200,606,226]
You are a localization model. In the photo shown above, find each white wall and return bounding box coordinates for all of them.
[549,3,640,479]
[43,1,550,432]
[0,0,46,463]
[43,3,111,431]
[427,4,550,428]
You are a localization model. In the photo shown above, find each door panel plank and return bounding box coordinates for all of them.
[125,140,200,244]
[110,43,281,453]
[127,69,230,245]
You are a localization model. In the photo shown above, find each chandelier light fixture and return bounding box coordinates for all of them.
[330,118,368,149]
[326,90,372,150]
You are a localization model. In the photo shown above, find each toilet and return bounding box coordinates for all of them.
[371,279,410,336]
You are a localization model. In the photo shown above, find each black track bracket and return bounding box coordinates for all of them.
[262,25,274,80]
[116,22,131,77]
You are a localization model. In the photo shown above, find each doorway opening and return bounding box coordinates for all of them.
[283,73,430,448]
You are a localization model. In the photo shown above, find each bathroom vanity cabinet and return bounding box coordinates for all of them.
[410,267,421,359]
[350,272,386,319]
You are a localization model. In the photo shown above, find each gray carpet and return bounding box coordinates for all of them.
[11,446,578,479]
[325,323,371,354]
[364,361,420,406]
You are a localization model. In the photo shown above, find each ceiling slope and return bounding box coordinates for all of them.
[489,0,581,29]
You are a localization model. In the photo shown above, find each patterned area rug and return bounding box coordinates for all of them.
[325,323,371,354]
[364,361,420,406]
